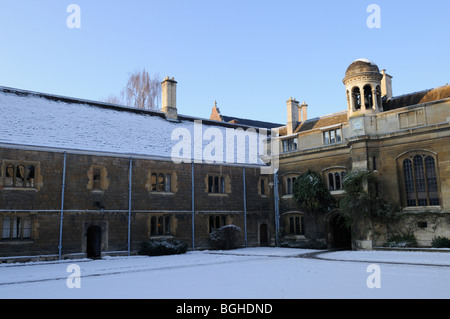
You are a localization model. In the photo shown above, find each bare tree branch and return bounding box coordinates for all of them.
[101,69,161,110]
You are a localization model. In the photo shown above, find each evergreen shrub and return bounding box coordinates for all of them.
[209,225,242,250]
[138,239,188,256]
[431,236,450,248]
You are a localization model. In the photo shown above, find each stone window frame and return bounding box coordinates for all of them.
[258,176,269,196]
[396,150,441,208]
[0,160,42,191]
[205,174,230,196]
[146,170,177,194]
[322,126,343,145]
[322,167,347,194]
[1,213,34,241]
[87,165,109,192]
[281,137,298,153]
[208,214,229,233]
[149,214,173,237]
[282,212,305,237]
[282,173,300,196]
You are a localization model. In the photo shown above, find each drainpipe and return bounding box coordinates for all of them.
[243,166,247,247]
[128,157,132,256]
[58,151,67,260]
[274,169,280,246]
[191,162,195,250]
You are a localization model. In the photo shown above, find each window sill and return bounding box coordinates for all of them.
[150,191,174,195]
[0,240,34,245]
[330,190,345,195]
[208,193,228,197]
[402,206,442,213]
[2,187,37,192]
[281,194,293,199]
[149,235,173,239]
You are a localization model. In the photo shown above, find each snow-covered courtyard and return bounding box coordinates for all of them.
[1,247,449,299]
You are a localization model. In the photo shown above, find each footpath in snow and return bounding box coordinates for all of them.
[0,247,449,299]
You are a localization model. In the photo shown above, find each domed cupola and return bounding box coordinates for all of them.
[343,59,383,118]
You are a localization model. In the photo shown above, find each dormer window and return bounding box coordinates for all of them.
[323,128,342,145]
[282,138,298,153]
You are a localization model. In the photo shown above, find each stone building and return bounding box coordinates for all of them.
[275,59,450,249]
[0,78,276,259]
[1,58,449,259]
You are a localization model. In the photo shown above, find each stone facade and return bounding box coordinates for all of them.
[0,80,276,259]
[275,59,450,249]
[0,146,275,258]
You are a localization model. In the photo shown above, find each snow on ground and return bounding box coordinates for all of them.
[0,247,449,299]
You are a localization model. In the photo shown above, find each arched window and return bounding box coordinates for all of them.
[3,162,39,189]
[151,173,157,191]
[364,85,373,109]
[287,214,304,235]
[208,175,227,194]
[326,170,346,191]
[286,178,292,195]
[328,173,334,191]
[165,216,171,235]
[214,176,219,193]
[208,176,213,193]
[352,87,361,110]
[26,165,35,188]
[402,154,439,207]
[93,168,101,190]
[150,215,172,236]
[150,216,157,235]
[220,177,225,194]
[165,174,171,192]
[157,216,164,235]
[16,165,25,187]
[157,173,165,192]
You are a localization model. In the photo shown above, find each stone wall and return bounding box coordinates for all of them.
[0,147,274,258]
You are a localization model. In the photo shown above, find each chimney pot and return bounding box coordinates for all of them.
[161,76,178,120]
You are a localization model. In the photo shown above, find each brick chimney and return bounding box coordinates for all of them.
[300,101,308,122]
[381,69,393,100]
[161,76,178,120]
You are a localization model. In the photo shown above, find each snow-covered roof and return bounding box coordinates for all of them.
[354,58,377,66]
[0,86,268,166]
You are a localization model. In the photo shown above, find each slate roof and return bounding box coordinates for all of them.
[0,86,267,165]
[383,84,450,111]
[220,115,283,129]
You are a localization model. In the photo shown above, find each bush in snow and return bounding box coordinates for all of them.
[431,236,450,248]
[383,234,417,248]
[209,225,242,250]
[138,239,188,256]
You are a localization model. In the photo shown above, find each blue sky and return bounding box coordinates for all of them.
[0,0,448,125]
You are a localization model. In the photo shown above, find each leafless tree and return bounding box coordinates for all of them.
[102,94,123,105]
[101,69,161,110]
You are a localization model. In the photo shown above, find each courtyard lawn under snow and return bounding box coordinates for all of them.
[0,247,449,299]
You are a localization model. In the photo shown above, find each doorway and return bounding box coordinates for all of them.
[86,225,102,259]
[259,223,268,246]
[329,214,351,249]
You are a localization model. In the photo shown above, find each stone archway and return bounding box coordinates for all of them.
[259,223,268,246]
[86,225,102,259]
[327,213,351,249]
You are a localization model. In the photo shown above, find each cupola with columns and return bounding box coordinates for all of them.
[343,59,384,119]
